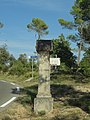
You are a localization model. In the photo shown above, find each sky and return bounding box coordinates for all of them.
[0,0,75,58]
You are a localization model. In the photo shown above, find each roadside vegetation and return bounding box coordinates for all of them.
[0,0,90,119]
[0,72,90,120]
[0,44,90,120]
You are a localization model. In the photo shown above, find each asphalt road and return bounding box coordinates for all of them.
[0,80,19,111]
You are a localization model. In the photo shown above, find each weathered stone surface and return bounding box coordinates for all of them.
[34,97,53,114]
[34,40,53,114]
[37,52,51,97]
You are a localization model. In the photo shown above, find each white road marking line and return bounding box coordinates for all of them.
[0,80,6,82]
[0,81,16,85]
[10,82,15,85]
[0,97,16,108]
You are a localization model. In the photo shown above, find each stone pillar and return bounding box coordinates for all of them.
[34,40,53,114]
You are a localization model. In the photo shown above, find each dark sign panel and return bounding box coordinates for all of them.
[36,40,53,52]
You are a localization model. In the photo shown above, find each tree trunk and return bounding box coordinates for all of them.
[77,41,82,66]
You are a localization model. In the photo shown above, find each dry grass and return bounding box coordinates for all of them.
[0,102,31,120]
[0,73,90,120]
[0,101,90,120]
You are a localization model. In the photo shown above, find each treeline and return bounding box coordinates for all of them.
[0,34,90,79]
[53,34,90,78]
[0,0,90,79]
[0,46,38,77]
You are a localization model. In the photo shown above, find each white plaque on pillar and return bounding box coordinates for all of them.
[50,58,60,66]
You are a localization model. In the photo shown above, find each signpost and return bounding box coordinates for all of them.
[30,56,38,79]
[31,56,38,59]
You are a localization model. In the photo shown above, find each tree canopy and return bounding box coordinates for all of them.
[80,48,90,76]
[58,0,90,39]
[71,0,90,23]
[58,0,90,66]
[71,0,90,43]
[0,46,13,72]
[27,18,49,40]
[53,34,76,69]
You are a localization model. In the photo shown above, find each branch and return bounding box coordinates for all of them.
[58,19,75,29]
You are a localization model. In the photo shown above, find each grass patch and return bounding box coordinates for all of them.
[0,73,38,87]
[0,73,90,120]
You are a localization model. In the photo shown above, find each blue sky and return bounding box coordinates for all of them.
[0,0,75,58]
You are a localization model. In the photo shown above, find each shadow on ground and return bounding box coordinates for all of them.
[16,85,38,108]
[16,84,90,114]
[51,84,90,114]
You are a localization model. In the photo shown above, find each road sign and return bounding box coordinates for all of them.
[31,56,38,59]
[50,58,60,66]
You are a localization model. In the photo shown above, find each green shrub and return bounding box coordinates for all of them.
[17,96,32,106]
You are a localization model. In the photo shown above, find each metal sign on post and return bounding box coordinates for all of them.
[31,56,38,59]
[50,58,60,66]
